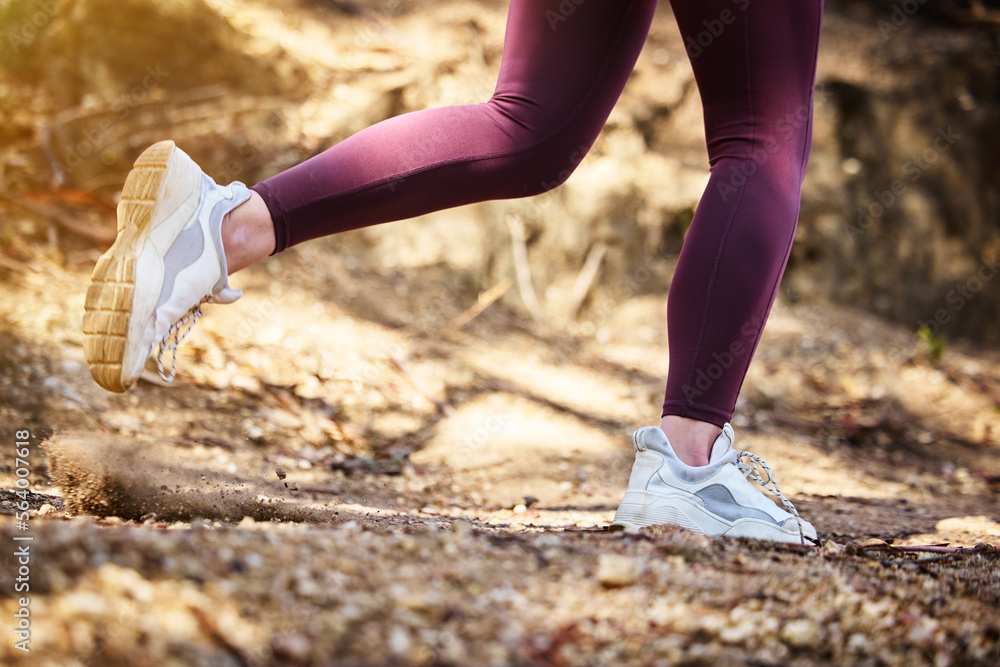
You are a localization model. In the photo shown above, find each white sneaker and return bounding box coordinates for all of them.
[83,141,250,392]
[611,424,817,544]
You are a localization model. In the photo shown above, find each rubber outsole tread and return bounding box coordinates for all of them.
[83,140,176,393]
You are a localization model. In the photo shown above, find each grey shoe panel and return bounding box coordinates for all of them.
[695,484,779,525]
[157,221,206,309]
[639,426,737,484]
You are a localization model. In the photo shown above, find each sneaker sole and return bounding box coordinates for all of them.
[610,490,807,544]
[83,140,202,392]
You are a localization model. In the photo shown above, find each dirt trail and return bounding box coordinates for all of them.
[1,223,999,665]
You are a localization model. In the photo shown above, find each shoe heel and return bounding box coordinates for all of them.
[116,140,177,233]
[611,492,711,535]
[83,140,199,392]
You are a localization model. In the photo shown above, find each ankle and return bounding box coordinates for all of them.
[659,415,721,467]
[222,190,276,275]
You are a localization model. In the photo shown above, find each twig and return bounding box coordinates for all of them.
[0,251,77,292]
[0,256,32,274]
[316,413,362,446]
[34,122,66,188]
[297,485,342,496]
[389,354,455,417]
[878,552,965,567]
[449,278,513,330]
[566,241,607,319]
[191,607,254,667]
[893,545,966,554]
[0,192,116,245]
[858,543,991,555]
[860,543,997,567]
[505,214,545,325]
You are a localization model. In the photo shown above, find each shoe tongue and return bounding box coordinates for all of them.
[709,423,736,463]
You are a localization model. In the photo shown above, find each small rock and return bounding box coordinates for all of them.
[846,633,870,653]
[597,553,640,588]
[275,467,287,480]
[781,619,820,648]
[450,519,472,537]
[821,540,845,557]
[388,626,412,656]
[37,503,58,515]
[906,615,940,645]
[271,633,311,661]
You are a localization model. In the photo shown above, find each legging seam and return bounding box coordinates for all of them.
[291,5,640,212]
[739,5,824,376]
[677,8,757,408]
[797,8,823,180]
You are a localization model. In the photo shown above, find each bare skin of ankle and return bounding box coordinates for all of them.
[221,191,276,275]
[660,415,722,467]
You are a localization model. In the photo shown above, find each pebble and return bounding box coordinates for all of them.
[388,626,412,656]
[597,554,640,588]
[781,619,820,648]
[271,633,312,661]
[821,540,845,557]
[450,519,473,537]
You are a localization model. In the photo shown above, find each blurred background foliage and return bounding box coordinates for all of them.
[0,0,999,343]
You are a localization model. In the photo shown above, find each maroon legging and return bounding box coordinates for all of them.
[251,0,824,427]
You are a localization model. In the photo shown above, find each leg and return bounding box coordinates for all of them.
[661,0,824,464]
[610,0,823,543]
[84,0,657,393]
[239,0,657,259]
[223,191,273,273]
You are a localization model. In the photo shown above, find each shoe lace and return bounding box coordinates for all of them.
[736,450,811,545]
[155,301,206,382]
